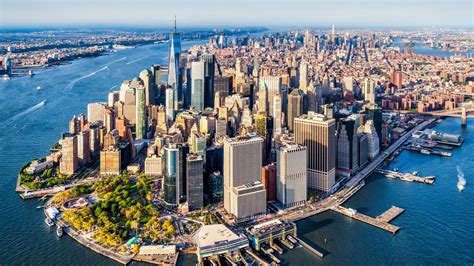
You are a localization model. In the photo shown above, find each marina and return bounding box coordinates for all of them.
[404,145,452,157]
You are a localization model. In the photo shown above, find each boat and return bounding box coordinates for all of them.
[412,171,419,176]
[45,218,55,227]
[420,149,431,155]
[28,70,34,76]
[56,226,63,237]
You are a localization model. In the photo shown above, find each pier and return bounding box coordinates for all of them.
[331,205,402,234]
[291,236,324,258]
[376,206,405,223]
[404,145,452,157]
[375,169,435,184]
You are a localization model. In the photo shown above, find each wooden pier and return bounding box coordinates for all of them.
[376,206,405,223]
[331,205,403,234]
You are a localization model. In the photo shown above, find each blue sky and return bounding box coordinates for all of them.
[1,0,472,28]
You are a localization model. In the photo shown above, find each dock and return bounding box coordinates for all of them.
[375,169,435,184]
[376,206,405,223]
[291,236,324,258]
[245,249,270,266]
[331,205,402,234]
[404,146,452,157]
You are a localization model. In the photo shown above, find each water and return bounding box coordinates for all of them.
[282,117,474,265]
[391,41,473,58]
[0,40,205,265]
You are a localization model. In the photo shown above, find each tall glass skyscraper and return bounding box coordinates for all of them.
[168,16,181,110]
[135,85,147,139]
[164,145,180,206]
[201,54,215,108]
[191,61,205,111]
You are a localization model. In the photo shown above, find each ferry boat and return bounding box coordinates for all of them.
[56,226,63,237]
[45,218,54,227]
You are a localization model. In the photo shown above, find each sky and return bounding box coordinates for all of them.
[1,0,473,28]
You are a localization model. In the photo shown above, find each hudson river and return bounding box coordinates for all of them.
[0,40,472,265]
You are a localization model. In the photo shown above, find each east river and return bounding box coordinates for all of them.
[0,39,473,265]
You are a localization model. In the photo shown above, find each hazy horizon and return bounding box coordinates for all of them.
[1,0,473,29]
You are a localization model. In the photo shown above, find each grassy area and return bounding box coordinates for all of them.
[59,173,176,247]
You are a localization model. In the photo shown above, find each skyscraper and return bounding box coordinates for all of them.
[191,61,205,111]
[277,143,307,207]
[77,130,91,167]
[363,120,380,160]
[135,85,147,139]
[186,154,204,210]
[139,69,155,106]
[294,113,336,192]
[259,76,282,117]
[201,54,215,108]
[273,93,283,137]
[168,16,181,110]
[299,61,308,91]
[287,88,304,132]
[165,88,174,124]
[164,144,180,207]
[60,134,78,175]
[223,135,266,219]
[337,116,359,173]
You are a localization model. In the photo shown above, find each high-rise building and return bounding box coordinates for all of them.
[165,88,175,124]
[135,85,147,139]
[223,135,266,219]
[77,130,91,167]
[140,69,155,106]
[277,143,307,207]
[262,164,276,202]
[358,133,369,167]
[362,78,376,104]
[164,144,180,206]
[201,54,215,108]
[60,134,78,175]
[337,116,359,173]
[104,108,115,133]
[100,146,121,175]
[259,76,282,117]
[365,104,383,149]
[191,61,205,111]
[214,75,232,100]
[87,102,106,123]
[273,93,283,137]
[391,68,403,89]
[294,113,336,192]
[186,154,204,210]
[287,89,304,132]
[168,16,181,110]
[299,61,308,91]
[209,171,223,203]
[363,120,380,160]
[144,155,162,176]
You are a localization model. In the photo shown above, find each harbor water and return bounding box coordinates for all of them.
[0,37,473,265]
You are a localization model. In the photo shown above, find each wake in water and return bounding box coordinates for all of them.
[109,85,117,90]
[7,100,46,122]
[107,56,127,65]
[66,66,108,90]
[457,165,466,192]
[126,56,148,65]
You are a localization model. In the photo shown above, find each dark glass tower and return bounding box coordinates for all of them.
[168,15,181,110]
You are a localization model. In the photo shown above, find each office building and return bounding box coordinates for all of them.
[164,144,180,206]
[77,130,91,167]
[201,54,215,108]
[186,154,204,210]
[60,134,78,175]
[337,116,359,173]
[364,120,380,160]
[135,85,147,139]
[191,61,205,111]
[144,155,162,176]
[277,143,307,207]
[287,89,304,132]
[294,113,336,192]
[262,164,276,202]
[139,69,155,106]
[223,135,266,219]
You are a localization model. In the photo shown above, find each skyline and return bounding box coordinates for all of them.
[1,0,473,28]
